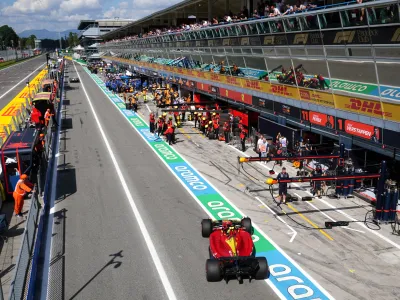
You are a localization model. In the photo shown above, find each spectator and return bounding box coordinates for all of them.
[253,9,260,18]
[283,4,294,15]
[243,6,249,18]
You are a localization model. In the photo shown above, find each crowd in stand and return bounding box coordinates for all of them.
[101,0,322,45]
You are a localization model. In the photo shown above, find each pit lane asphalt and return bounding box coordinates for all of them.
[42,61,280,300]
[0,55,46,108]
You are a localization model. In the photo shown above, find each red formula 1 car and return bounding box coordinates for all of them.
[201,218,269,283]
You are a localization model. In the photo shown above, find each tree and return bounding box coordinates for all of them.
[0,25,19,49]
[26,35,37,49]
[67,32,79,48]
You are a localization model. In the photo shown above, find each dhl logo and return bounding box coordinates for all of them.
[272,85,289,96]
[210,73,220,81]
[299,90,311,100]
[392,28,400,42]
[334,31,355,43]
[244,80,261,90]
[1,105,19,117]
[226,77,240,86]
[346,99,392,117]
[293,34,308,45]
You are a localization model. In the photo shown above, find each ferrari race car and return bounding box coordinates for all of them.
[69,77,80,83]
[201,218,269,283]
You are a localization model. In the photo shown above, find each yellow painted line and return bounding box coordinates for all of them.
[178,128,191,139]
[287,203,334,241]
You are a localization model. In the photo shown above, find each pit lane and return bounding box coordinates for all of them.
[131,91,400,300]
[42,61,281,300]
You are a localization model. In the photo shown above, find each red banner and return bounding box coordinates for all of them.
[344,120,379,141]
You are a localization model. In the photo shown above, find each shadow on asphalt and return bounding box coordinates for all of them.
[68,251,123,300]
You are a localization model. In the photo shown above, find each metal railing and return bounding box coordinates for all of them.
[8,189,41,300]
[2,63,63,300]
[100,0,398,47]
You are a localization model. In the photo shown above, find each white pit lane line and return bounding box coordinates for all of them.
[0,62,45,100]
[73,63,177,300]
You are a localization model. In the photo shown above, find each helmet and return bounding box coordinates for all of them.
[202,117,206,120]
[169,116,173,119]
[205,125,208,128]
[212,112,216,116]
[39,133,45,137]
[194,112,197,115]
[163,112,167,116]
[209,121,212,124]
[158,116,162,118]
[20,174,28,180]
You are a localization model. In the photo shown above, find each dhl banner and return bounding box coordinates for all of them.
[333,95,400,122]
[105,56,400,123]
[0,68,48,140]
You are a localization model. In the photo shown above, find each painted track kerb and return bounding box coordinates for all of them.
[73,63,178,300]
[83,65,335,300]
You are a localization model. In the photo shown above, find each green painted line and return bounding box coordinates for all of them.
[83,65,334,299]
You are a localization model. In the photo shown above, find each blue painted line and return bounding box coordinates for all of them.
[168,162,218,196]
[84,67,335,300]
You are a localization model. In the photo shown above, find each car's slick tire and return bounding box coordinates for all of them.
[255,257,269,280]
[206,259,222,282]
[241,217,252,234]
[201,219,213,238]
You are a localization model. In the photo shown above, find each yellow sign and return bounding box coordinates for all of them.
[105,56,400,122]
[0,68,48,140]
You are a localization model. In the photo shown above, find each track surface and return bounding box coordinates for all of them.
[44,61,280,299]
[0,55,46,108]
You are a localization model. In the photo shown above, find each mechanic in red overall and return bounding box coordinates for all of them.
[223,121,230,143]
[213,118,220,137]
[167,116,173,127]
[157,116,164,136]
[30,106,42,129]
[149,113,155,133]
[240,127,246,152]
[200,117,206,134]
[164,125,174,145]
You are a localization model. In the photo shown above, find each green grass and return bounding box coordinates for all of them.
[0,59,18,70]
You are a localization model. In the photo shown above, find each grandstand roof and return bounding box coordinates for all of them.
[78,19,136,30]
[101,0,230,41]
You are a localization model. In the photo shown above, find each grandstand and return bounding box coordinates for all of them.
[95,0,400,160]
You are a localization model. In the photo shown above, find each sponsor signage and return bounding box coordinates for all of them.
[336,118,381,143]
[276,103,300,119]
[302,110,335,129]
[87,67,334,300]
[252,96,274,111]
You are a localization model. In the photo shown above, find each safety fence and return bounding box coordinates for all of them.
[3,60,65,300]
[8,189,40,300]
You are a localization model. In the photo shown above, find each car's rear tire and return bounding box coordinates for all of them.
[241,217,252,234]
[255,257,269,280]
[201,219,213,238]
[206,259,222,282]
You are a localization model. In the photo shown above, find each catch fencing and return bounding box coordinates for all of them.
[3,64,63,300]
[8,189,41,300]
